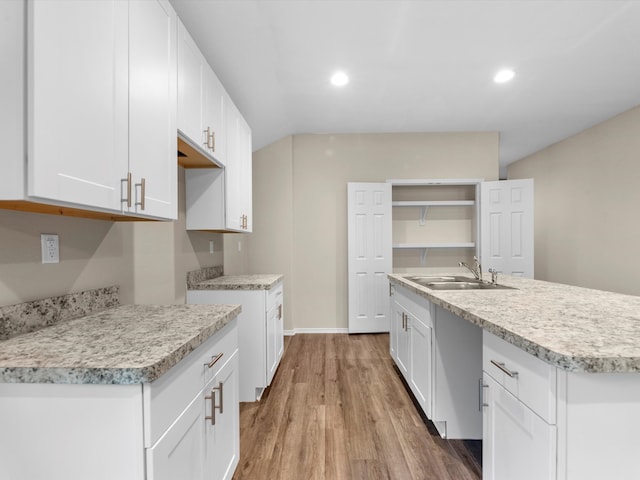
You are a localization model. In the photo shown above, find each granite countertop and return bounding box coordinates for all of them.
[388,273,640,373]
[0,304,241,384]
[189,274,283,291]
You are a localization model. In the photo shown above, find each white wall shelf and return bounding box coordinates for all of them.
[392,200,476,226]
[393,242,476,264]
[389,179,481,269]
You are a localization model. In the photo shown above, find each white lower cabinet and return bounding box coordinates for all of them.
[206,350,240,480]
[390,285,433,419]
[0,319,239,480]
[390,283,483,439]
[147,390,205,480]
[188,280,284,402]
[482,373,556,480]
[482,330,640,480]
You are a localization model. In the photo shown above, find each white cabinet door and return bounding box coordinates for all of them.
[483,373,556,480]
[480,179,534,278]
[394,301,410,377]
[177,19,204,146]
[204,350,240,480]
[409,314,433,418]
[146,391,205,480]
[27,0,129,211]
[202,66,227,165]
[128,0,177,220]
[266,303,279,385]
[347,182,393,333]
[225,100,252,232]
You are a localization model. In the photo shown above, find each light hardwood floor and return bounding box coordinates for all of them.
[233,333,481,480]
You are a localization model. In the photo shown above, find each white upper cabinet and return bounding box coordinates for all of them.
[128,0,178,220]
[27,0,130,212]
[0,0,178,220]
[225,99,252,232]
[185,96,252,233]
[177,19,226,167]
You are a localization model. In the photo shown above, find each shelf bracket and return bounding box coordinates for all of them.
[419,206,428,226]
[420,248,427,265]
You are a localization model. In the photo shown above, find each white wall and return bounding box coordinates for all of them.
[508,105,640,296]
[242,132,499,331]
[0,168,223,307]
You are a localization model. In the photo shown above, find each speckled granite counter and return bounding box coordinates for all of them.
[389,273,640,373]
[189,274,284,291]
[0,304,241,384]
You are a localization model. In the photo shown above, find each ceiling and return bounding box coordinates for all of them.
[170,0,640,173]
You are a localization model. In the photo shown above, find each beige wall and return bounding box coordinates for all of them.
[507,105,640,296]
[247,132,499,331]
[0,168,223,307]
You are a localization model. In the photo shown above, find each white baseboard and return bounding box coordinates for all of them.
[284,328,349,336]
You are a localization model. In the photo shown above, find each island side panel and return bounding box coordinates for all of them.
[0,383,144,480]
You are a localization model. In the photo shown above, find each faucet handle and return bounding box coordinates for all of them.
[488,268,498,285]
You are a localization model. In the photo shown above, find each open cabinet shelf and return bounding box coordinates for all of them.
[389,179,481,268]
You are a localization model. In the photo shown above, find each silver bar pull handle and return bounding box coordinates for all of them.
[207,352,223,369]
[121,172,132,208]
[490,359,518,378]
[479,378,489,410]
[204,381,224,425]
[218,381,224,414]
[205,388,216,425]
[135,178,146,211]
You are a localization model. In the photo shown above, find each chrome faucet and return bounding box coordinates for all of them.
[488,268,498,285]
[459,256,482,281]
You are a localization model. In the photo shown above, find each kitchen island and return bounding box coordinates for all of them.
[0,297,242,480]
[388,273,640,480]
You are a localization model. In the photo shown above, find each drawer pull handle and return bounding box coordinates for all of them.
[207,352,224,369]
[278,304,283,320]
[479,378,489,411]
[490,360,518,378]
[205,381,224,425]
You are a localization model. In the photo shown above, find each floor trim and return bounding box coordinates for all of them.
[284,328,349,336]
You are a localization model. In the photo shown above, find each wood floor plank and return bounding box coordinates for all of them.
[233,333,481,480]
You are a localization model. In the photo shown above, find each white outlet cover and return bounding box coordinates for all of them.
[41,234,59,264]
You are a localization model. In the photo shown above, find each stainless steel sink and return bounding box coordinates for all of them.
[404,275,516,290]
[405,275,459,284]
[425,281,515,290]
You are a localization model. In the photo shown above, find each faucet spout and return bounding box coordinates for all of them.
[459,256,483,281]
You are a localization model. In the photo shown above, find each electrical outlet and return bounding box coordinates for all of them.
[41,234,59,264]
[209,240,214,254]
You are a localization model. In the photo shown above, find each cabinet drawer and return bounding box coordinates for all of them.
[267,281,283,311]
[395,285,432,328]
[483,331,556,424]
[143,318,238,447]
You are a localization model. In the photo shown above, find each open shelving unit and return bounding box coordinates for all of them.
[388,179,481,270]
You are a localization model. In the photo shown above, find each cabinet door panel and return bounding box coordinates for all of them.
[409,316,432,418]
[28,0,128,210]
[129,0,177,219]
[146,391,204,480]
[202,66,226,165]
[177,19,203,143]
[483,373,556,480]
[205,350,240,480]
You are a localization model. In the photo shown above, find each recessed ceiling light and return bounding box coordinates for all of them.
[494,68,515,83]
[330,71,349,87]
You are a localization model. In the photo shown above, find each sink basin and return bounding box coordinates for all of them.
[405,275,459,284]
[425,281,515,291]
[404,275,515,290]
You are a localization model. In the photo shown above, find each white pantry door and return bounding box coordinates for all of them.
[480,179,534,278]
[347,182,392,333]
